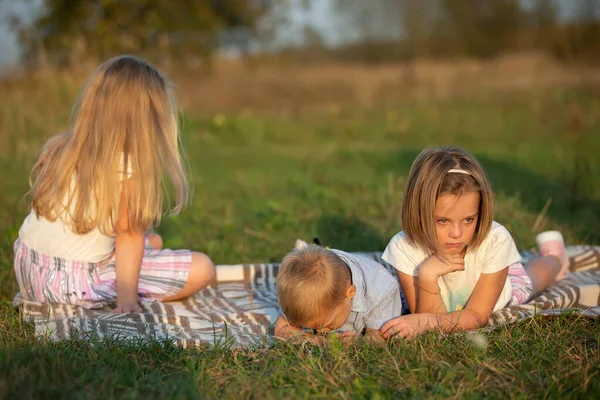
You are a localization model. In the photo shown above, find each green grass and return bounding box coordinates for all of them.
[1,86,599,398]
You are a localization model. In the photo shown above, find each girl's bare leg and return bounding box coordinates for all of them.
[163,252,215,301]
[525,256,561,295]
[536,231,569,280]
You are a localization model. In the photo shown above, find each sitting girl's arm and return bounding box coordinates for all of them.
[113,178,145,313]
[380,267,508,338]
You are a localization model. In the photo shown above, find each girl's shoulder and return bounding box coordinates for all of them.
[383,231,427,262]
[387,231,417,251]
[484,221,515,245]
[470,221,521,272]
[471,221,519,260]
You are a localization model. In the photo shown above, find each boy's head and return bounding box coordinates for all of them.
[276,245,356,332]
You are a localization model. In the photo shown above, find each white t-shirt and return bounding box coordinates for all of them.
[19,155,133,263]
[382,221,521,311]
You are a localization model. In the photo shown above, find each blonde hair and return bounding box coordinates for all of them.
[29,55,189,235]
[401,146,493,254]
[276,246,351,326]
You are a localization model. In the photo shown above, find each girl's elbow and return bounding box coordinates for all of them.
[457,309,489,330]
[471,311,490,329]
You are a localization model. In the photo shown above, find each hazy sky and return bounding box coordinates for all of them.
[0,0,586,68]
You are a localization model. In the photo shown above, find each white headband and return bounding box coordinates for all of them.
[447,168,471,175]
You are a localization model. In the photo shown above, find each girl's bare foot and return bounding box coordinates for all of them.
[536,231,569,279]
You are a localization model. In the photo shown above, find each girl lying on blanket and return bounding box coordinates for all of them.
[379,146,569,339]
[13,55,215,314]
[274,244,406,343]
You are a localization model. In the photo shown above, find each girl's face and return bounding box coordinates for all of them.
[434,191,480,256]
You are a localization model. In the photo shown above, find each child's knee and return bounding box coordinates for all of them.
[191,252,215,283]
[145,232,163,250]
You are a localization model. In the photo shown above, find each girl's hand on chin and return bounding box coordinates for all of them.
[419,252,465,279]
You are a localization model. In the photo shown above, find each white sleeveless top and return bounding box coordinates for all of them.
[19,156,133,263]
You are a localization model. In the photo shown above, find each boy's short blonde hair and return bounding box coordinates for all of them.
[276,246,351,326]
[401,146,493,255]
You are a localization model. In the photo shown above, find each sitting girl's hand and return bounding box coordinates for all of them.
[379,313,437,339]
[113,302,143,314]
[418,253,465,280]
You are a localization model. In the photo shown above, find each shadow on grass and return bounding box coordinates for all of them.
[479,155,599,243]
[314,214,386,252]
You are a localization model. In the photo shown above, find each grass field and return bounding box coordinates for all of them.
[0,59,599,398]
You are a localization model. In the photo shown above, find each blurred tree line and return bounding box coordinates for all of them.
[5,0,276,68]
[4,0,600,68]
[307,0,600,64]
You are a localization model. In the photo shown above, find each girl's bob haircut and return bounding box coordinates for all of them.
[401,146,493,255]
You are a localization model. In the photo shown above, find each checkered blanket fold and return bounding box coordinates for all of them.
[13,246,600,347]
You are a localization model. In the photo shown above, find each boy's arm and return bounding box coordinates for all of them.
[274,316,325,344]
[274,315,303,338]
[364,284,404,340]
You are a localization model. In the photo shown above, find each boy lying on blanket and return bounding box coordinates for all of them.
[274,242,406,343]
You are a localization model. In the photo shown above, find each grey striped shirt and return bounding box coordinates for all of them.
[331,249,404,332]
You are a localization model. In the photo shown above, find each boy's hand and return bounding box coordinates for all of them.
[305,330,358,347]
[341,330,359,343]
[326,330,358,344]
[113,302,143,314]
[364,328,385,342]
[418,252,465,280]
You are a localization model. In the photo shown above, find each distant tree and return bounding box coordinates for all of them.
[9,0,275,68]
[399,0,443,58]
[302,24,325,48]
[333,0,403,43]
[332,0,532,60]
[438,0,525,58]
[329,0,528,60]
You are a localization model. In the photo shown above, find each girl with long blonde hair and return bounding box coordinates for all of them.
[14,55,214,313]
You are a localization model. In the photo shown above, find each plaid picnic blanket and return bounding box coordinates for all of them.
[13,245,600,347]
